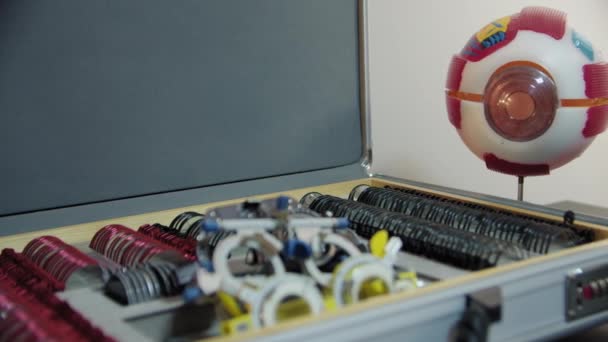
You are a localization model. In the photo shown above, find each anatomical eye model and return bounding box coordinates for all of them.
[446,6,608,197]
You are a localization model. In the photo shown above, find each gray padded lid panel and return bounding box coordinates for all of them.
[0,0,362,216]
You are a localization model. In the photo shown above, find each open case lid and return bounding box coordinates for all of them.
[0,0,371,234]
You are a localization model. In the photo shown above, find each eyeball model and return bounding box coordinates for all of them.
[446,6,608,176]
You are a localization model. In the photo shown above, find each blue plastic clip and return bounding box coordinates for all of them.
[276,196,291,211]
[335,218,350,229]
[183,286,203,303]
[199,259,215,272]
[202,219,219,233]
[282,239,312,260]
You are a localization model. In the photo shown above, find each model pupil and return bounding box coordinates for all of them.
[505,92,535,120]
[484,63,558,142]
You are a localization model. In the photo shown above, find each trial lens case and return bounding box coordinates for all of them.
[1,1,608,341]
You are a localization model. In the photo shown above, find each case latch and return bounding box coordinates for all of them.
[449,286,502,342]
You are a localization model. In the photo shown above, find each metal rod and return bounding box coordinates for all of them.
[517,176,524,201]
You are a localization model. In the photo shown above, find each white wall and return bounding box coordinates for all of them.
[367,0,608,207]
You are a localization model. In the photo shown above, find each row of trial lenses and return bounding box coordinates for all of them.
[301,193,526,270]
[0,248,64,291]
[0,252,115,341]
[352,185,585,254]
[169,211,205,239]
[138,224,197,261]
[22,236,99,285]
[90,224,176,267]
[104,260,183,305]
[383,185,592,241]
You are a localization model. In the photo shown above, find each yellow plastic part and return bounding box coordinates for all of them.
[217,291,245,317]
[220,296,337,336]
[220,315,252,335]
[359,279,388,299]
[369,230,389,258]
[396,271,419,290]
[398,271,418,282]
[475,16,511,42]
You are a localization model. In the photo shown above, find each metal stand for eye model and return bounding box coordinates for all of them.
[517,176,524,201]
